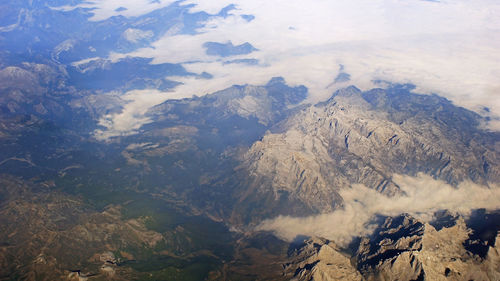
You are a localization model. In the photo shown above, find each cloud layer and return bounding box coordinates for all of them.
[55,0,178,21]
[70,0,500,137]
[256,174,500,247]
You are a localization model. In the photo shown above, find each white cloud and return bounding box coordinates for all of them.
[177,0,500,107]
[122,28,154,43]
[257,173,500,247]
[86,0,500,138]
[93,89,188,140]
[53,0,178,21]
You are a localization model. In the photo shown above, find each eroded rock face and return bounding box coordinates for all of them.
[356,215,425,280]
[284,214,500,281]
[355,214,500,281]
[486,234,500,279]
[284,237,363,281]
[233,85,499,222]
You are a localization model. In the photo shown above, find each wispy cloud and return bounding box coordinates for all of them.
[122,28,154,43]
[257,173,500,247]
[93,89,188,140]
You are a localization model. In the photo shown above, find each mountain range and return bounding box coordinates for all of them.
[1,59,499,280]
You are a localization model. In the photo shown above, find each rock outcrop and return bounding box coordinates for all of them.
[284,237,363,281]
[284,214,500,281]
[355,214,500,281]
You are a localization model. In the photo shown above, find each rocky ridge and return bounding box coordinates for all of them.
[233,85,500,221]
[284,237,362,281]
[283,214,500,281]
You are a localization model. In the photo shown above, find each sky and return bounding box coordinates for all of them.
[61,0,500,138]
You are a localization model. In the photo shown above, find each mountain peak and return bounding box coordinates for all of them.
[266,76,287,86]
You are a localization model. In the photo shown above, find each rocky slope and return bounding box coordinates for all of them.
[357,214,500,281]
[148,76,307,131]
[284,237,362,281]
[232,84,500,222]
[283,214,500,281]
